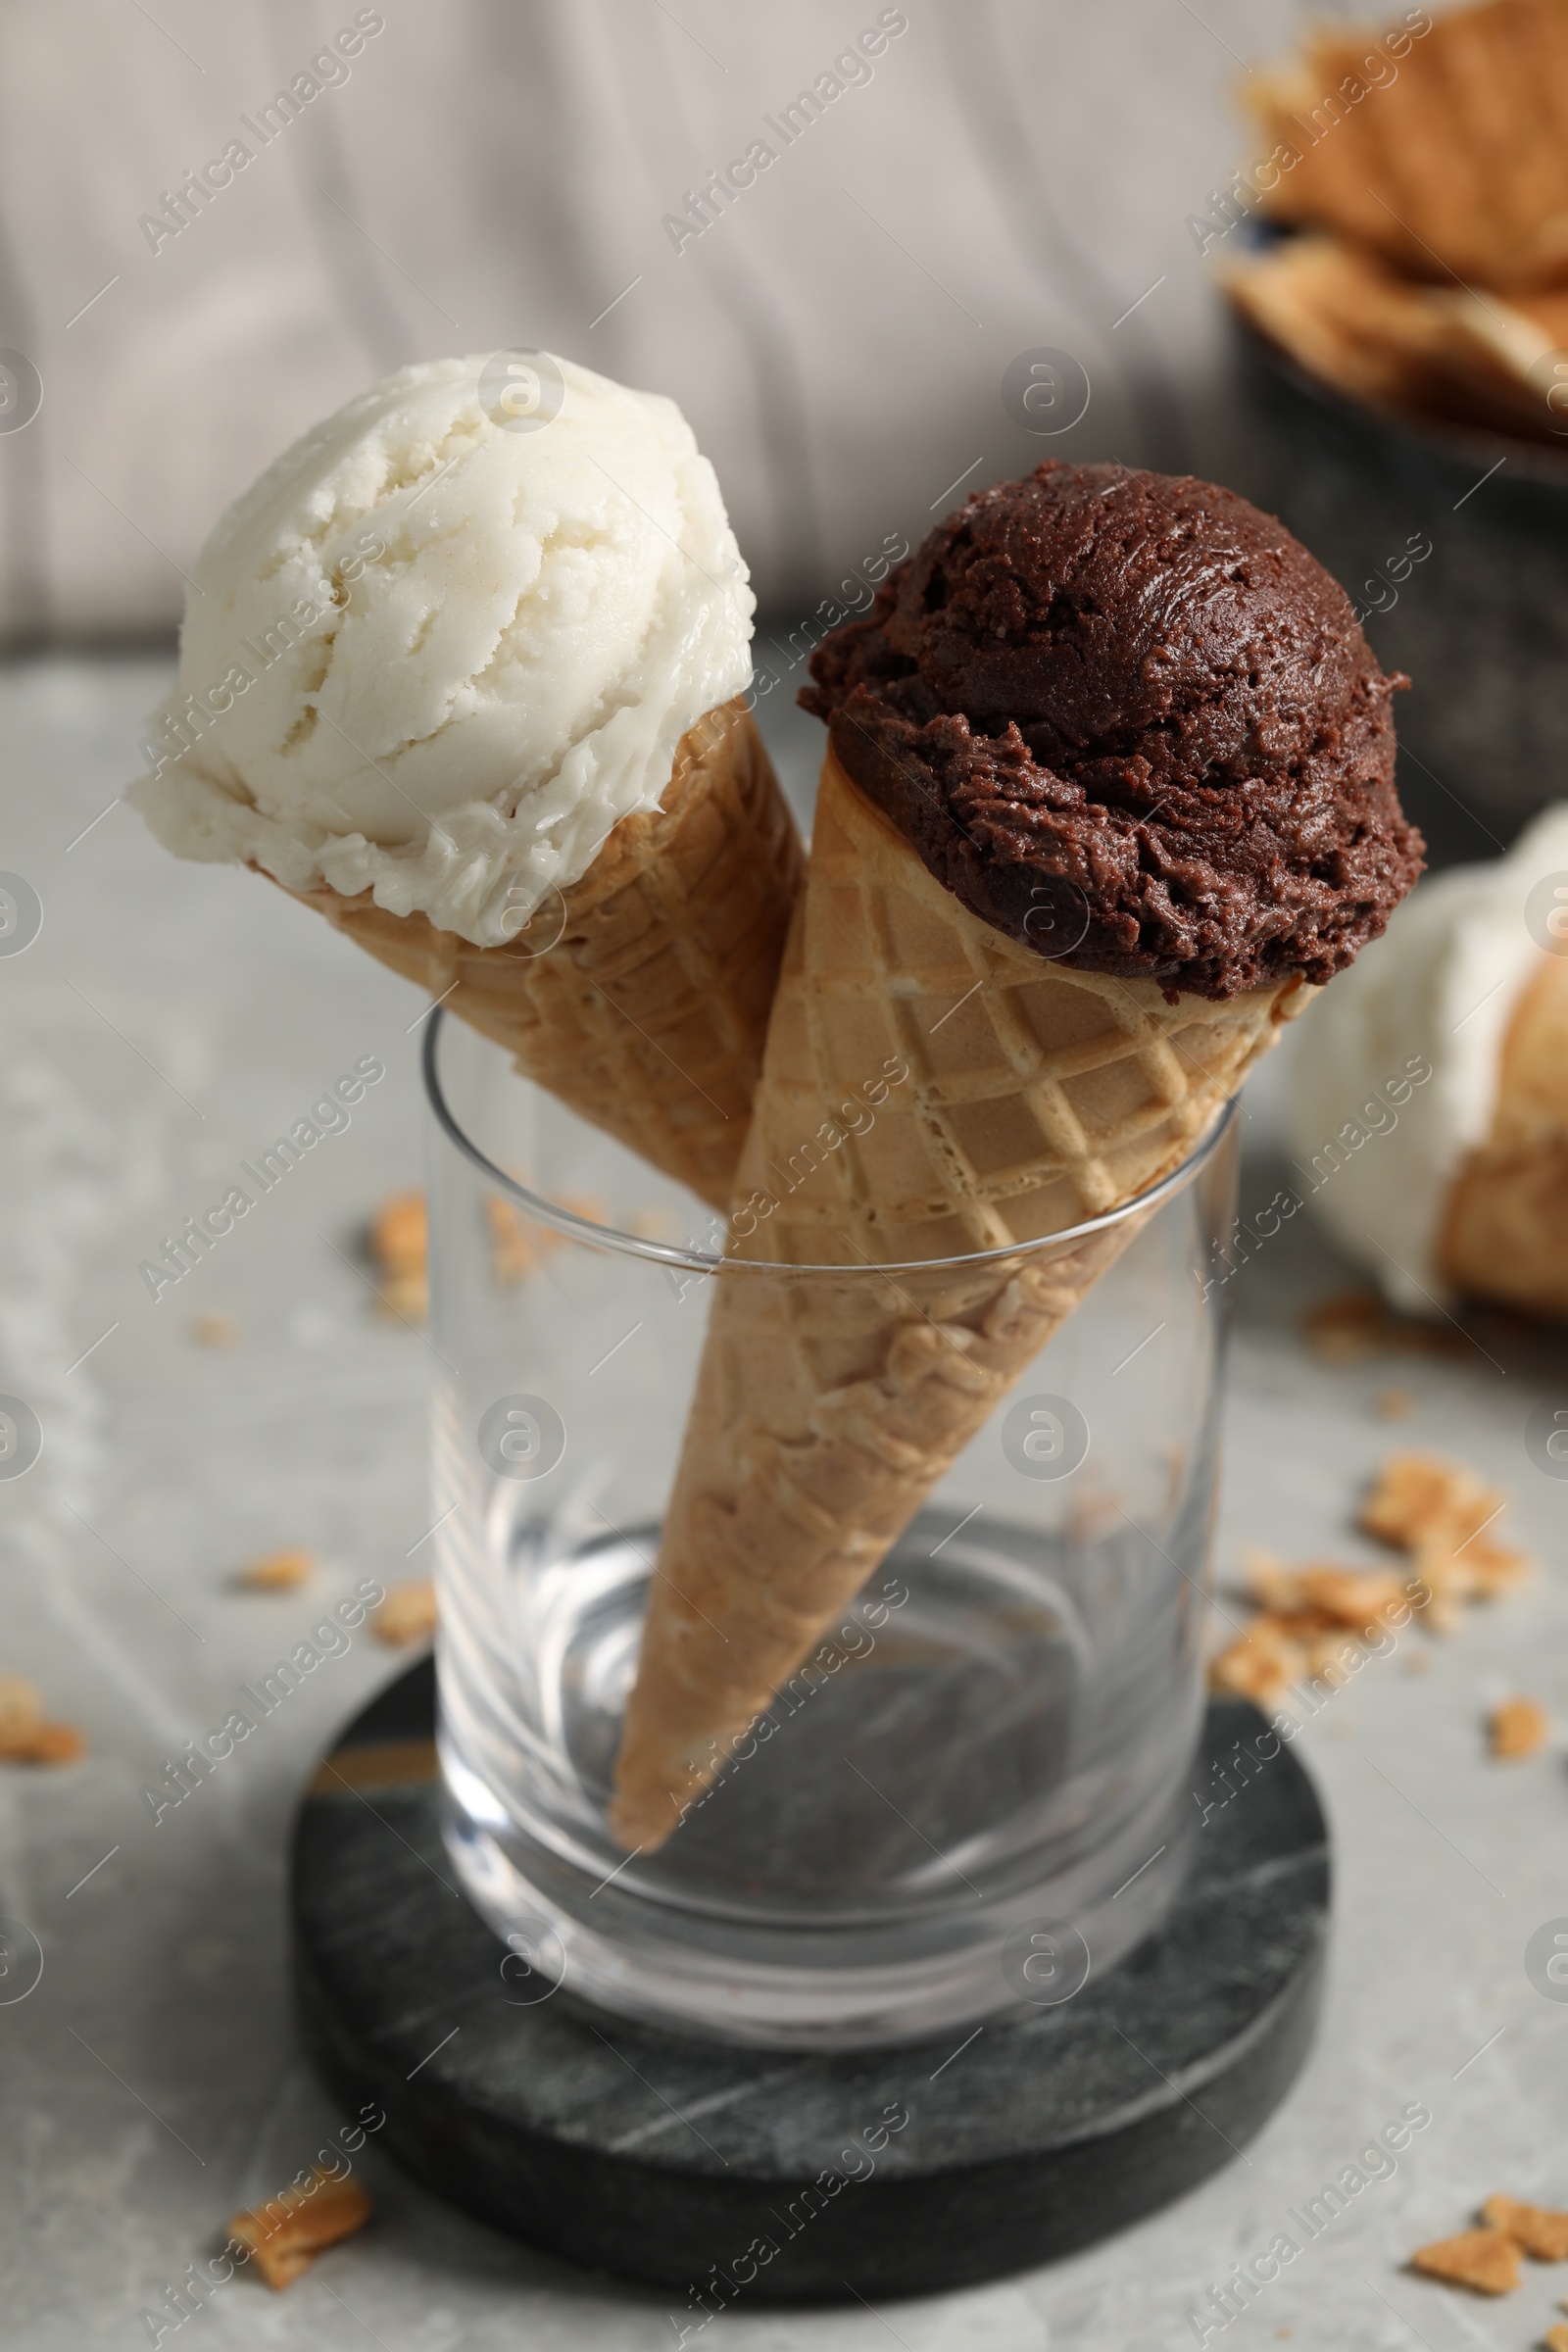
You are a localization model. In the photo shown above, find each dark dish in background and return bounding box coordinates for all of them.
[1222,0,1568,865]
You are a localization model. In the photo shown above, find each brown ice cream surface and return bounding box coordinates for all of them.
[801,462,1423,999]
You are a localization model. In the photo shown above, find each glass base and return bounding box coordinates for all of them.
[439,1509,1200,2049]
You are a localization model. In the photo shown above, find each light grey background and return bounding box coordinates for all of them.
[0,0,1355,639]
[1,657,1565,2350]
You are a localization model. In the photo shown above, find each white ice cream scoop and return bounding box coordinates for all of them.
[1287,802,1568,1314]
[129,352,755,946]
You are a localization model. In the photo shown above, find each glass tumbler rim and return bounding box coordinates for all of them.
[422,1007,1242,1282]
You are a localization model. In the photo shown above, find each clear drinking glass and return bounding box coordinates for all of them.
[423,1008,1240,2049]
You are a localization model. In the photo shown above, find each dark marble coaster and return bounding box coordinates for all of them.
[292,1661,1329,2304]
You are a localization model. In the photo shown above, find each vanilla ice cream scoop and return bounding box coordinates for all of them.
[130,354,755,945]
[1288,804,1568,1313]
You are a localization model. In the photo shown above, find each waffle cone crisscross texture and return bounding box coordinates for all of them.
[609,755,1312,1847]
[1244,0,1568,294]
[1226,0,1568,442]
[278,700,800,1210]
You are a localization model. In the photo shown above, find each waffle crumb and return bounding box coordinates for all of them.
[1483,2194,1568,2260]
[1361,1452,1499,1549]
[369,1191,428,1321]
[0,1677,83,1764]
[1545,2325,1568,2352]
[374,1187,608,1315]
[0,1675,42,1746]
[372,1580,438,1646]
[626,1206,678,1242]
[238,1547,314,1592]
[380,1271,429,1323]
[1489,1699,1549,1761]
[486,1192,612,1286]
[1377,1386,1414,1419]
[1245,1553,1407,1627]
[1065,1488,1123,1543]
[1209,1618,1306,1705]
[1360,1453,1533,1625]
[227,2167,372,2290]
[1303,1288,1469,1364]
[485,1196,538,1286]
[1408,2227,1520,2294]
[188,1312,239,1348]
[370,1191,425,1277]
[2,1720,85,1764]
[1242,1548,1298,1613]
[1216,1547,1422,1705]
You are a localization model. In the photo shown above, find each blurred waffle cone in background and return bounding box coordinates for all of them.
[1286,805,1568,1327]
[1225,0,1568,444]
[1228,235,1568,434]
[609,755,1312,1850]
[280,701,800,1212]
[1438,950,1568,1314]
[1246,0,1568,288]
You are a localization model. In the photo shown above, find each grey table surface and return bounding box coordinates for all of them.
[1,653,1565,2351]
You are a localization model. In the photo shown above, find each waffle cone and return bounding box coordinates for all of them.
[1244,0,1568,293]
[609,754,1313,1848]
[1437,950,1568,1319]
[1225,232,1568,443]
[276,701,800,1211]
[1225,236,1445,416]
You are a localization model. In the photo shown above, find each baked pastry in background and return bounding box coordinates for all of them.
[1224,0,1568,444]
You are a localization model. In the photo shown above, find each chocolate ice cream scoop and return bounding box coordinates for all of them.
[802,461,1423,999]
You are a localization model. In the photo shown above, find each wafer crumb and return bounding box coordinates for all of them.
[1361,1453,1498,1549]
[374,1187,608,1317]
[485,1191,601,1277]
[1303,1288,1468,1364]
[238,1547,314,1592]
[1216,1550,1421,1705]
[372,1580,438,1646]
[1245,1555,1407,1627]
[485,1196,537,1286]
[626,1206,679,1242]
[1360,1453,1533,1625]
[1066,1488,1122,1543]
[187,1312,239,1349]
[1242,1549,1298,1613]
[1376,1385,1414,1419]
[1408,2227,1521,2294]
[1489,1699,1549,1761]
[1209,1618,1306,1705]
[0,1675,42,1746]
[1484,2194,1568,2260]
[1303,1564,1408,1625]
[378,1271,427,1322]
[370,1191,425,1277]
[227,2167,372,2290]
[369,1190,428,1321]
[1544,2324,1568,2352]
[560,1191,607,1229]
[3,1720,86,1764]
[0,1676,84,1764]
[486,1193,611,1286]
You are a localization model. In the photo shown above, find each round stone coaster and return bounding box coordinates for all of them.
[292,1660,1329,2303]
